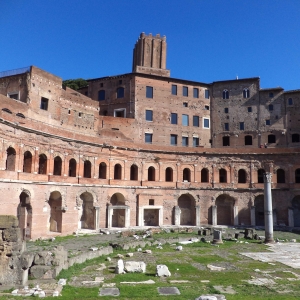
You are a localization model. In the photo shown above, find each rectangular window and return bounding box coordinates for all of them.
[193,137,199,147]
[146,86,153,98]
[205,105,210,110]
[269,92,274,98]
[7,92,19,100]
[193,88,199,98]
[114,108,126,117]
[145,110,153,121]
[239,122,244,130]
[182,114,189,126]
[183,102,188,107]
[224,108,229,113]
[98,90,105,101]
[183,86,188,97]
[205,89,210,99]
[171,113,178,124]
[170,134,177,146]
[145,133,153,143]
[224,123,229,131]
[171,85,177,95]
[182,136,189,146]
[203,118,210,128]
[268,104,273,111]
[288,98,293,105]
[119,80,122,85]
[40,97,49,110]
[248,107,252,112]
[193,116,199,127]
[266,119,271,125]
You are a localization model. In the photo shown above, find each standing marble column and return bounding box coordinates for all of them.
[264,172,274,243]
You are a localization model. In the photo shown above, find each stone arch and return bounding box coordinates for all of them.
[238,169,247,183]
[17,190,32,240]
[130,164,138,180]
[76,188,98,207]
[215,194,236,225]
[38,153,47,174]
[292,195,300,227]
[177,193,196,225]
[78,192,96,229]
[165,167,173,182]
[48,191,63,232]
[110,193,126,227]
[114,163,122,180]
[99,162,107,179]
[6,146,16,171]
[83,160,92,178]
[148,166,156,181]
[183,168,191,182]
[68,158,77,177]
[53,156,62,176]
[201,168,209,183]
[254,195,265,226]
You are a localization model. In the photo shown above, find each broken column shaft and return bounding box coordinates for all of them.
[264,172,274,243]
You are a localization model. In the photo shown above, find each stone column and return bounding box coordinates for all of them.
[212,205,217,226]
[107,206,113,228]
[174,206,181,226]
[125,206,130,228]
[94,206,100,230]
[288,208,294,227]
[264,172,274,243]
[195,205,201,226]
[138,207,144,226]
[158,207,163,226]
[251,206,256,226]
[233,206,239,226]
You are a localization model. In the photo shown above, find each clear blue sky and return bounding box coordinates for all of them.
[1,1,300,90]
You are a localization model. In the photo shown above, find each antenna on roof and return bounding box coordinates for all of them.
[236,75,238,80]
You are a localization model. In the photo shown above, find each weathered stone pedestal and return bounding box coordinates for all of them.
[212,229,223,244]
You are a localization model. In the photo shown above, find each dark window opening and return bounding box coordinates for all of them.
[53,156,62,176]
[193,137,199,147]
[38,154,47,175]
[117,87,124,98]
[245,135,252,145]
[238,169,246,183]
[8,93,19,100]
[248,107,252,112]
[269,92,274,98]
[243,88,250,98]
[183,102,188,107]
[269,104,273,111]
[99,162,107,179]
[258,169,265,183]
[171,85,177,95]
[183,168,191,182]
[182,136,188,147]
[114,164,122,180]
[40,97,48,110]
[23,151,32,173]
[219,168,227,183]
[205,89,210,99]
[145,110,153,121]
[149,199,154,205]
[83,160,91,178]
[288,98,293,105]
[201,168,209,183]
[68,159,77,177]
[239,122,244,130]
[183,86,188,97]
[148,166,155,181]
[145,133,152,144]
[266,119,271,125]
[223,136,230,146]
[295,169,300,183]
[98,90,105,101]
[224,123,229,131]
[268,134,276,143]
[223,89,229,99]
[2,108,12,114]
[193,116,199,127]
[277,169,285,183]
[165,167,173,182]
[170,134,177,146]
[115,109,125,117]
[6,147,16,171]
[292,134,300,143]
[193,88,199,98]
[224,108,229,113]
[171,113,178,124]
[130,164,138,180]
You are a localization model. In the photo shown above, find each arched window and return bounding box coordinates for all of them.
[6,147,16,171]
[23,151,32,173]
[2,108,12,114]
[83,160,91,178]
[69,159,77,177]
[38,154,47,174]
[222,89,229,99]
[130,164,138,180]
[114,164,122,180]
[53,156,62,176]
[292,134,300,143]
[268,134,276,143]
[183,168,191,182]
[201,168,209,183]
[277,169,285,183]
[295,169,300,183]
[238,169,246,183]
[219,168,227,183]
[245,135,252,146]
[16,113,25,119]
[117,87,124,98]
[99,162,107,179]
[165,167,173,182]
[257,169,265,183]
[98,90,105,101]
[243,88,250,98]
[148,166,155,181]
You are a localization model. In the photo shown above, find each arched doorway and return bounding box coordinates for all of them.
[178,194,195,225]
[215,194,235,225]
[79,192,95,229]
[49,191,62,232]
[17,192,32,240]
[254,195,264,226]
[292,196,300,227]
[110,193,126,227]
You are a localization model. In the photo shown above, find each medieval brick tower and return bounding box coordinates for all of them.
[132,32,170,77]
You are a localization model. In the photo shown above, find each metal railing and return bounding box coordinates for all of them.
[0,66,30,78]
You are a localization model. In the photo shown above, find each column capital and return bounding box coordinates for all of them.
[263,172,272,183]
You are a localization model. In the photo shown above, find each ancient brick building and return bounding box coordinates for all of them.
[0,33,300,240]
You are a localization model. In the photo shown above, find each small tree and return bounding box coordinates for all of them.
[62,78,88,90]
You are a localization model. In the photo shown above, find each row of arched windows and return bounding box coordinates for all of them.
[4,147,300,183]
[222,88,250,100]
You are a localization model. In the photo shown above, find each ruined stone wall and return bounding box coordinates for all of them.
[0,216,25,286]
